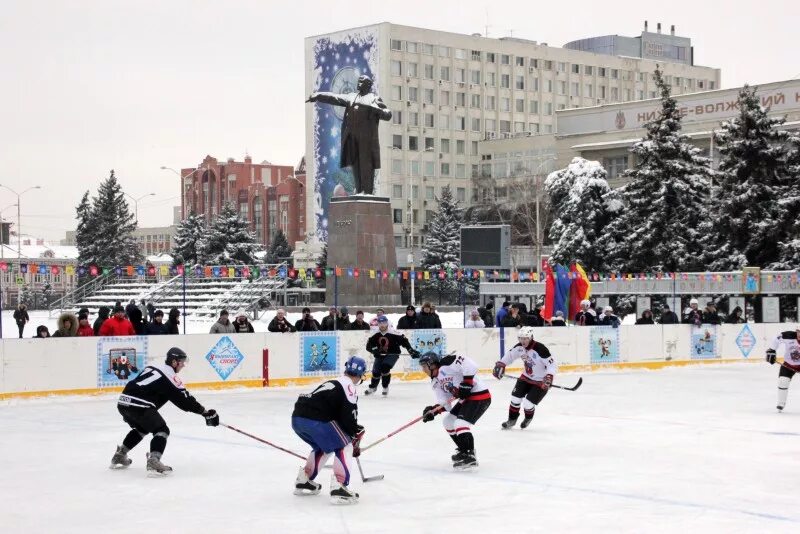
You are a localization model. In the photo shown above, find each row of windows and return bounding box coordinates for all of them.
[389,54,715,90]
[391,113,555,137]
[390,185,467,202]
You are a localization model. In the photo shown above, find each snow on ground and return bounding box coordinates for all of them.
[2,363,799,533]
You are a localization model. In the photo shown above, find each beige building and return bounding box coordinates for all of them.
[62,225,177,257]
[305,22,721,258]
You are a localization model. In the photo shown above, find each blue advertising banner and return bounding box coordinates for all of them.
[205,336,245,380]
[97,337,148,387]
[590,326,620,363]
[408,330,448,372]
[309,26,380,241]
[299,333,339,376]
[691,325,719,359]
[735,324,757,358]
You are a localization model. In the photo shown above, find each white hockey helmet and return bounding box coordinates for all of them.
[518,326,536,341]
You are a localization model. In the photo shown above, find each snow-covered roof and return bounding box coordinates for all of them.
[0,244,79,260]
[146,253,173,264]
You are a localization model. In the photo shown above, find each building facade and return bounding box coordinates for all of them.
[304,22,721,252]
[63,225,178,257]
[179,155,306,248]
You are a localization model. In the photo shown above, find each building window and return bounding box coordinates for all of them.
[408,136,418,151]
[424,161,435,176]
[558,81,567,95]
[514,121,525,132]
[456,164,466,178]
[424,64,434,79]
[501,97,510,111]
[571,64,580,74]
[423,88,434,104]
[408,62,418,78]
[439,114,450,129]
[605,156,629,179]
[456,92,466,106]
[456,140,465,155]
[409,112,419,126]
[393,111,402,125]
[441,90,450,106]
[471,50,481,60]
[412,185,419,199]
[455,68,466,83]
[471,141,478,154]
[422,43,434,55]
[515,75,524,90]
[557,62,566,73]
[441,138,450,153]
[501,54,510,65]
[500,74,510,88]
[440,163,451,176]
[456,187,466,202]
[440,66,450,81]
[439,46,450,58]
[529,122,539,133]
[408,86,418,102]
[515,56,524,67]
[571,82,580,96]
[485,118,495,132]
[486,52,496,63]
[546,79,553,92]
[515,98,525,112]
[530,100,539,113]
[486,95,496,110]
[610,69,618,79]
[531,76,539,91]
[499,120,511,133]
[486,72,496,86]
[471,94,481,108]
[391,39,402,51]
[424,113,435,127]
[470,70,481,84]
[544,102,553,115]
[456,116,466,131]
[392,134,403,149]
[410,160,420,176]
[393,209,403,224]
[424,137,435,150]
[391,60,402,76]
[392,185,403,198]
[407,42,418,53]
[471,117,481,131]
[584,65,593,75]
[391,85,402,100]
[585,84,593,98]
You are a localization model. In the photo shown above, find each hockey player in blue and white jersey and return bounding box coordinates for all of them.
[110,347,220,475]
[291,356,368,504]
[493,326,557,429]
[419,352,491,469]
[766,327,800,411]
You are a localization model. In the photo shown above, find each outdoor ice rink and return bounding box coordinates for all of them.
[2,362,799,534]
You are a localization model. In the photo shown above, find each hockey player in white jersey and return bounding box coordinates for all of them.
[766,327,800,411]
[492,326,557,429]
[419,352,491,469]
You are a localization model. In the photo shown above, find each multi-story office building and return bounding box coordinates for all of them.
[304,23,720,255]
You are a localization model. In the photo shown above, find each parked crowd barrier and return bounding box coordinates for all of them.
[0,323,795,400]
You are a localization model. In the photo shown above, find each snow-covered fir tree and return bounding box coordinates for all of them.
[197,203,261,265]
[604,69,712,272]
[544,157,618,272]
[772,132,800,268]
[420,185,463,301]
[266,229,293,265]
[18,284,32,306]
[704,85,790,269]
[76,170,140,267]
[171,212,206,266]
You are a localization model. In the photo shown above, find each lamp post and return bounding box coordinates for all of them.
[0,184,42,259]
[161,166,205,218]
[124,192,156,224]
[409,146,435,306]
[531,156,557,273]
[0,203,18,259]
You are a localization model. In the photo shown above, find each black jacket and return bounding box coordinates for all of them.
[350,319,370,331]
[268,317,296,333]
[93,306,110,336]
[167,308,180,334]
[146,322,169,335]
[502,314,522,328]
[574,311,596,326]
[336,315,351,331]
[295,316,321,331]
[292,377,359,437]
[415,311,442,329]
[682,309,703,326]
[13,308,29,325]
[397,314,417,330]
[366,331,416,357]
[659,311,679,324]
[477,307,493,328]
[726,307,745,324]
[232,319,255,333]
[320,315,337,331]
[118,363,205,414]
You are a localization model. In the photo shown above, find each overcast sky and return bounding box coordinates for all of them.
[1,0,798,242]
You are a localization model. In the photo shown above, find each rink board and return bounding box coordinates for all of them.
[0,323,793,399]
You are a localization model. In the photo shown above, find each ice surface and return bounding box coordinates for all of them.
[2,363,800,533]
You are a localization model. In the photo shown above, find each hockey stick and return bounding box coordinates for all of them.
[502,374,583,391]
[355,457,384,482]
[222,423,306,460]
[360,414,425,452]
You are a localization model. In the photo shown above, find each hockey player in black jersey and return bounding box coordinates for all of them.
[110,347,219,475]
[364,316,420,396]
[292,356,368,504]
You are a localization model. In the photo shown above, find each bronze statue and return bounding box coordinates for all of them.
[307,75,392,195]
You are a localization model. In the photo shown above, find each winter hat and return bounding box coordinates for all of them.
[603,305,613,313]
[485,302,494,311]
[406,305,415,312]
[113,305,125,314]
[78,312,88,321]
[302,307,311,313]
[220,309,229,317]
[555,311,564,318]
[689,298,699,305]
[340,307,349,315]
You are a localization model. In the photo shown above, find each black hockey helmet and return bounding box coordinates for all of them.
[419,351,441,367]
[165,347,188,365]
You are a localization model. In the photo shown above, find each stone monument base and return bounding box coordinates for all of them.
[326,195,401,307]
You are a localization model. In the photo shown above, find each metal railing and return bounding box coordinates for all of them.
[48,272,117,317]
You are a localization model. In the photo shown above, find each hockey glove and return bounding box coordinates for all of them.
[457,380,473,400]
[422,405,441,423]
[492,361,506,379]
[766,349,777,365]
[352,425,365,457]
[203,409,220,427]
[541,374,553,390]
[409,349,421,359]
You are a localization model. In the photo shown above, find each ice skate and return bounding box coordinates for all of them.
[329,475,359,504]
[146,452,173,476]
[381,387,389,397]
[293,467,321,496]
[501,418,517,430]
[520,417,534,429]
[109,445,132,469]
[451,449,462,461]
[364,387,378,396]
[453,450,478,470]
[777,404,784,412]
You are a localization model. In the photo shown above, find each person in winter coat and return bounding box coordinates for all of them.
[77,312,94,336]
[682,298,703,326]
[166,308,181,334]
[527,305,545,327]
[600,306,621,328]
[146,302,156,323]
[146,310,169,335]
[464,308,485,328]
[726,306,746,324]
[128,307,147,335]
[478,302,494,328]
[416,302,442,329]
[232,312,255,333]
[635,309,655,325]
[52,312,79,337]
[336,307,352,331]
[99,306,136,336]
[139,299,149,325]
[495,301,511,327]
[350,310,370,330]
[210,310,236,334]
[125,299,138,319]
[295,308,321,331]
[659,305,679,324]
[550,311,567,326]
[268,309,296,333]
[94,306,110,335]
[397,305,418,330]
[502,303,523,328]
[574,299,596,326]
[702,303,721,325]
[320,307,338,331]
[34,325,50,338]
[13,303,29,338]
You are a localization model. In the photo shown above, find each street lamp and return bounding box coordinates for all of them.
[0,203,18,259]
[0,184,42,259]
[124,193,156,223]
[161,166,206,218]
[531,156,557,273]
[409,146,435,306]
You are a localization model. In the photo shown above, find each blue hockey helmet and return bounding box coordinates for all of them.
[418,351,441,367]
[344,356,367,377]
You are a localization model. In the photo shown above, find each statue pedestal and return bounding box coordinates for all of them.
[326,196,401,307]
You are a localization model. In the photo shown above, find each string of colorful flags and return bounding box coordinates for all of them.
[0,260,795,284]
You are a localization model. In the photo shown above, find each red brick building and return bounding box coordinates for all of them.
[180,155,306,248]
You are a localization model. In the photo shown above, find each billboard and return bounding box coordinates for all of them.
[460,225,511,269]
